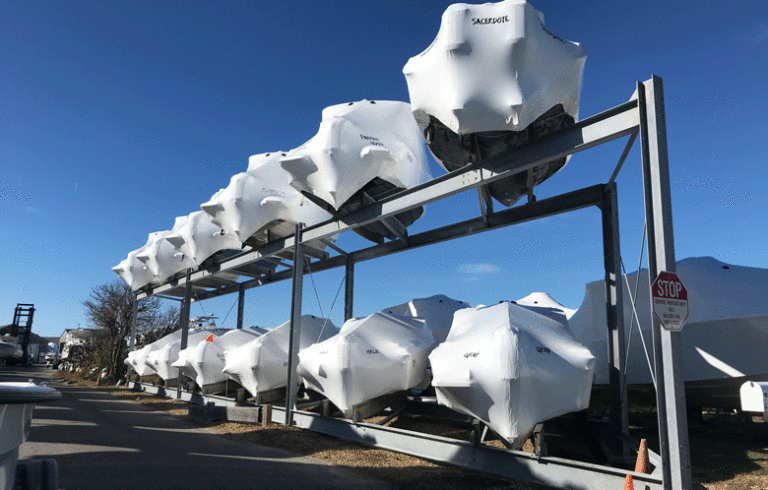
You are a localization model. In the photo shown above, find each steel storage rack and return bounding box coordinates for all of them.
[129,76,691,490]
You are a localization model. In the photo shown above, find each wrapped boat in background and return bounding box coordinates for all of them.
[223,316,338,398]
[569,256,768,409]
[191,326,267,389]
[381,294,471,343]
[171,327,230,384]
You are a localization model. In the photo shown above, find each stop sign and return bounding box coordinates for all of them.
[651,271,689,331]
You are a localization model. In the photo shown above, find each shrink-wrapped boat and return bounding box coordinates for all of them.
[569,256,768,409]
[381,294,471,342]
[429,302,594,448]
[223,316,337,397]
[136,227,195,286]
[171,328,231,383]
[164,210,243,268]
[125,344,157,377]
[403,0,586,206]
[201,152,332,247]
[191,326,267,389]
[298,313,436,417]
[112,247,155,291]
[280,100,431,243]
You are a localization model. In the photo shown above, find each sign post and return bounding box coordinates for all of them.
[651,271,688,331]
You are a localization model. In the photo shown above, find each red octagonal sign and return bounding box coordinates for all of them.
[652,271,689,331]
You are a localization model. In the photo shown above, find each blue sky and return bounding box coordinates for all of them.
[2,1,766,338]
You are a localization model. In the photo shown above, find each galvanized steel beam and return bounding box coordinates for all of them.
[268,406,662,490]
[285,224,305,425]
[600,182,629,457]
[638,76,692,490]
[136,100,640,300]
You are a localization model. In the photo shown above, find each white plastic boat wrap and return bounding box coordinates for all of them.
[112,246,155,291]
[201,152,332,245]
[142,329,187,381]
[381,294,471,342]
[223,316,338,397]
[280,100,431,243]
[171,329,230,383]
[403,0,586,206]
[298,312,436,417]
[515,292,575,326]
[125,344,157,377]
[429,302,594,448]
[136,227,195,286]
[280,100,430,211]
[569,257,768,389]
[164,210,243,268]
[146,328,220,381]
[191,327,267,388]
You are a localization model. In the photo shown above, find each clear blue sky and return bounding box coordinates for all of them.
[2,1,766,338]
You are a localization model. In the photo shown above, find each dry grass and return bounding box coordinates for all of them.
[52,372,768,489]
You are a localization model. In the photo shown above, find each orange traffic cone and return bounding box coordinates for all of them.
[635,438,649,474]
[206,334,214,342]
[623,473,634,490]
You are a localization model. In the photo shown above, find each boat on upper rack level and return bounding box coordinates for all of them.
[403,0,586,207]
[279,99,432,244]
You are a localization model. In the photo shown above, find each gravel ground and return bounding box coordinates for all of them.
[54,373,768,490]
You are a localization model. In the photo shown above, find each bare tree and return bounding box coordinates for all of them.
[139,305,181,345]
[82,280,160,382]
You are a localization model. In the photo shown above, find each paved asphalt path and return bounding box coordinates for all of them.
[4,366,392,490]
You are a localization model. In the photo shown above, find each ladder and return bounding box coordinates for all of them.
[12,303,35,365]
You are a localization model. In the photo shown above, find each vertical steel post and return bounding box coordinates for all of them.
[285,224,305,425]
[344,258,355,321]
[638,76,692,490]
[177,268,192,400]
[601,182,628,457]
[236,283,245,329]
[127,295,139,379]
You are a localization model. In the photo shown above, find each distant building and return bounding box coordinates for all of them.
[59,328,98,361]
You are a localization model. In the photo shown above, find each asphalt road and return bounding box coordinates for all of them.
[3,366,392,490]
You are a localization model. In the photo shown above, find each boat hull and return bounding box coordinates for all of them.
[429,302,594,448]
[298,313,435,417]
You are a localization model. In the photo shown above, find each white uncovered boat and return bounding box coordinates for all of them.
[298,312,436,417]
[191,327,267,389]
[0,382,60,490]
[0,336,23,364]
[201,152,332,247]
[403,0,586,206]
[568,256,768,409]
[223,316,338,398]
[381,294,472,343]
[429,301,595,448]
[280,100,431,243]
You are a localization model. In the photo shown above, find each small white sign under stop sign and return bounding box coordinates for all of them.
[651,271,689,331]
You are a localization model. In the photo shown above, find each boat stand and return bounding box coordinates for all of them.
[132,77,690,490]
